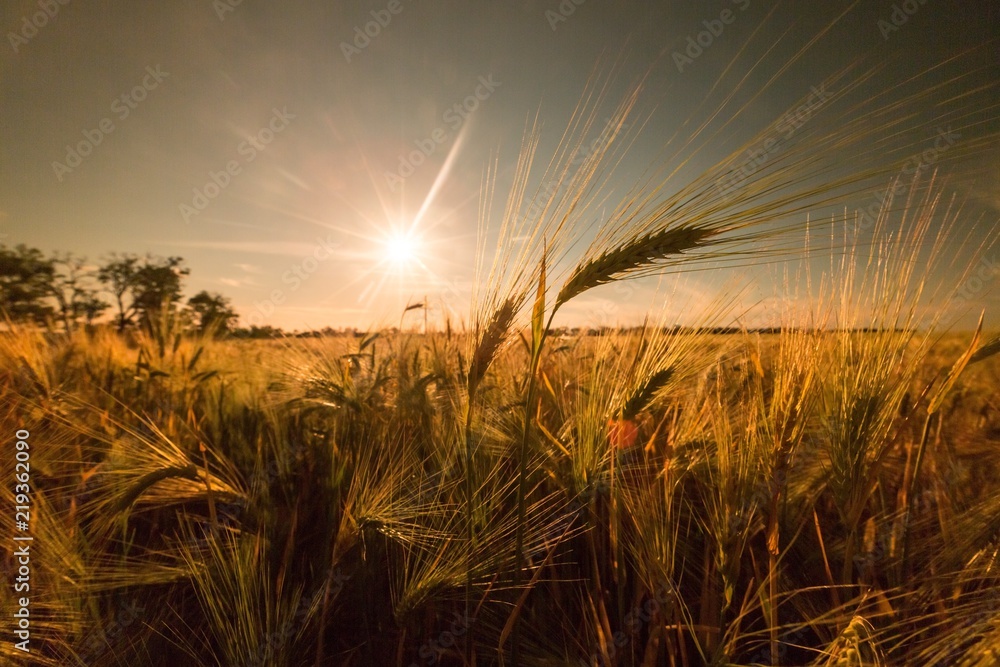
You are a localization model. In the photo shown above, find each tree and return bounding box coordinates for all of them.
[131,256,189,328]
[232,324,283,339]
[79,294,110,327]
[0,244,55,324]
[98,254,189,331]
[97,254,139,332]
[46,252,108,332]
[187,291,237,334]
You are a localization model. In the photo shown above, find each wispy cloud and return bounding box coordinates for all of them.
[162,240,347,258]
[277,168,311,191]
[234,262,262,273]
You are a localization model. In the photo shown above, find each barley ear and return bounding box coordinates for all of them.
[467,295,519,397]
[928,313,982,415]
[620,368,674,420]
[969,331,1000,365]
[555,225,716,310]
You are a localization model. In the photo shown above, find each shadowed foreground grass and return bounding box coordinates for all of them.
[1,300,999,665]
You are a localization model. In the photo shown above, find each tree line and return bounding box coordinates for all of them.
[0,244,238,335]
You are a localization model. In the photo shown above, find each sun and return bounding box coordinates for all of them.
[385,233,416,264]
[382,230,422,271]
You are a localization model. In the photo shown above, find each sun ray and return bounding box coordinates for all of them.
[411,120,471,231]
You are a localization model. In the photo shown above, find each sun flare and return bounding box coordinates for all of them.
[385,232,417,265]
[380,230,425,274]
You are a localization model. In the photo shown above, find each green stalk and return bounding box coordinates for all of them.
[900,410,934,578]
[509,305,557,664]
[464,399,476,665]
[767,487,780,665]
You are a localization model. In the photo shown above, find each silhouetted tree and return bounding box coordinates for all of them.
[0,244,55,324]
[232,324,283,339]
[79,294,110,327]
[187,291,237,334]
[98,254,189,331]
[97,254,139,332]
[46,252,108,332]
[131,256,189,328]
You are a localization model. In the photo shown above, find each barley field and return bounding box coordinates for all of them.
[2,261,1000,666]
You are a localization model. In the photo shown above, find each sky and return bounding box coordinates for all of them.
[1,0,998,331]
